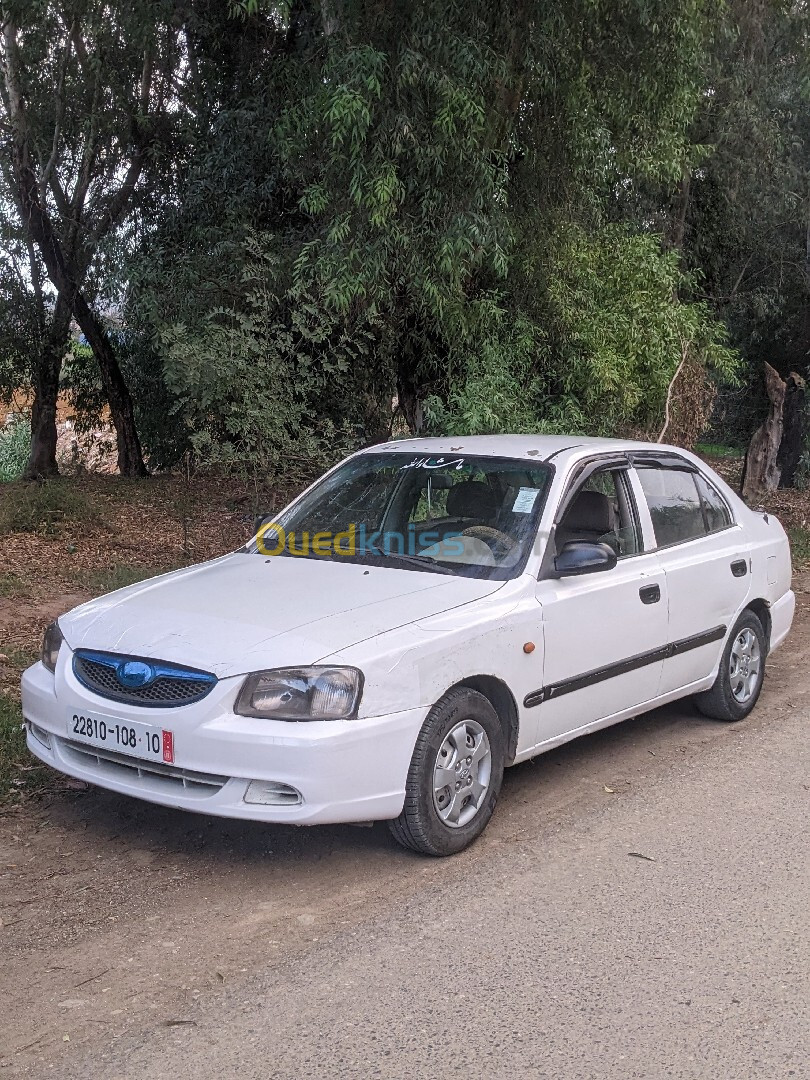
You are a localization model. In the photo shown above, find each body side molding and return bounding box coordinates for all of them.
[523,625,727,709]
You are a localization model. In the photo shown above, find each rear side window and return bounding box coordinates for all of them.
[637,467,705,547]
[694,474,733,532]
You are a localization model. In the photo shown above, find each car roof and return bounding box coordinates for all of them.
[363,434,686,467]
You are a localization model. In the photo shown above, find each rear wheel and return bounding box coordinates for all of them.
[695,610,766,722]
[389,688,505,856]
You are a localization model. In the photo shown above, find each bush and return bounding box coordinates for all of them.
[0,415,31,481]
[0,480,99,535]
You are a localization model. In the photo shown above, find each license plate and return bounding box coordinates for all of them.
[68,711,174,764]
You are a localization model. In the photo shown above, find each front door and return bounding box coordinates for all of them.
[532,465,669,748]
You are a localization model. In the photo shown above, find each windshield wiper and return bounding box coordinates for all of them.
[361,535,454,574]
[374,550,455,575]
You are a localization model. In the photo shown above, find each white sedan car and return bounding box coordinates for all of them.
[22,436,794,856]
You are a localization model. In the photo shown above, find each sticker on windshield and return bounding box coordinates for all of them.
[398,457,465,471]
[512,487,539,513]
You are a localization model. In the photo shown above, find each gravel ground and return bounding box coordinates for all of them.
[2,584,808,1079]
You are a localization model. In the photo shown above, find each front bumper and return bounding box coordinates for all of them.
[21,656,426,825]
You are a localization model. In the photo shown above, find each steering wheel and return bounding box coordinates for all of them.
[461,526,516,560]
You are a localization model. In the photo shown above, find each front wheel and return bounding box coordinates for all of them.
[389,688,505,856]
[694,610,767,722]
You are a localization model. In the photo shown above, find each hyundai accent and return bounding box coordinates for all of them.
[22,436,794,855]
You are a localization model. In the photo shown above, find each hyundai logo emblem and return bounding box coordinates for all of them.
[116,660,155,688]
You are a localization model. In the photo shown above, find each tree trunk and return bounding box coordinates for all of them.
[71,293,147,477]
[777,371,806,488]
[24,295,71,479]
[5,107,147,477]
[668,169,691,252]
[741,363,786,500]
[396,332,426,434]
[397,375,423,434]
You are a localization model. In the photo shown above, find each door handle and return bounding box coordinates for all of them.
[731,559,748,578]
[639,584,661,605]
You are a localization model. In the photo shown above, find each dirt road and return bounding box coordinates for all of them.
[2,587,809,1078]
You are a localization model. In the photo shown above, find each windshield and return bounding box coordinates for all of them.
[246,452,553,579]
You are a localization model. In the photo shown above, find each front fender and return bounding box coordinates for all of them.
[320,577,543,758]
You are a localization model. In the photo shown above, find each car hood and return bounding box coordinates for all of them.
[59,553,504,678]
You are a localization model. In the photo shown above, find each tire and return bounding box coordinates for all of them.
[695,609,767,722]
[389,687,505,857]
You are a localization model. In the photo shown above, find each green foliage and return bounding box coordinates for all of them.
[668,1,810,446]
[794,449,810,494]
[426,224,736,438]
[128,0,730,463]
[0,256,41,401]
[424,313,545,437]
[0,416,31,482]
[0,0,195,475]
[155,233,365,479]
[0,480,99,536]
[4,0,800,472]
[535,223,736,435]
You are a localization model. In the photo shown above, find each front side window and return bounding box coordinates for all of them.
[636,466,706,547]
[247,453,553,580]
[556,468,642,557]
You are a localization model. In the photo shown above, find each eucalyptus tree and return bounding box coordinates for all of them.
[0,0,185,476]
[134,0,735,470]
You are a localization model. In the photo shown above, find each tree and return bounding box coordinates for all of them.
[130,0,731,468]
[655,0,810,451]
[3,0,764,480]
[0,0,185,476]
[0,250,71,478]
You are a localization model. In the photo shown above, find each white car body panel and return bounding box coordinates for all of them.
[59,553,503,676]
[21,434,795,828]
[534,550,668,741]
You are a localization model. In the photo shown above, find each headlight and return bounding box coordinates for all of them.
[235,666,363,721]
[41,621,63,673]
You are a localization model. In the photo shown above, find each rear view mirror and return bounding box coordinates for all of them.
[553,541,617,577]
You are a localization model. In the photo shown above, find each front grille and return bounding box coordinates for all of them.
[73,650,217,708]
[59,737,229,797]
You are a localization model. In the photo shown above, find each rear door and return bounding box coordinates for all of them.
[631,458,750,695]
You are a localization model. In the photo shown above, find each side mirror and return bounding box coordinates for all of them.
[553,541,617,577]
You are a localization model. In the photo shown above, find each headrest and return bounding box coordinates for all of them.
[446,480,498,521]
[560,489,611,533]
